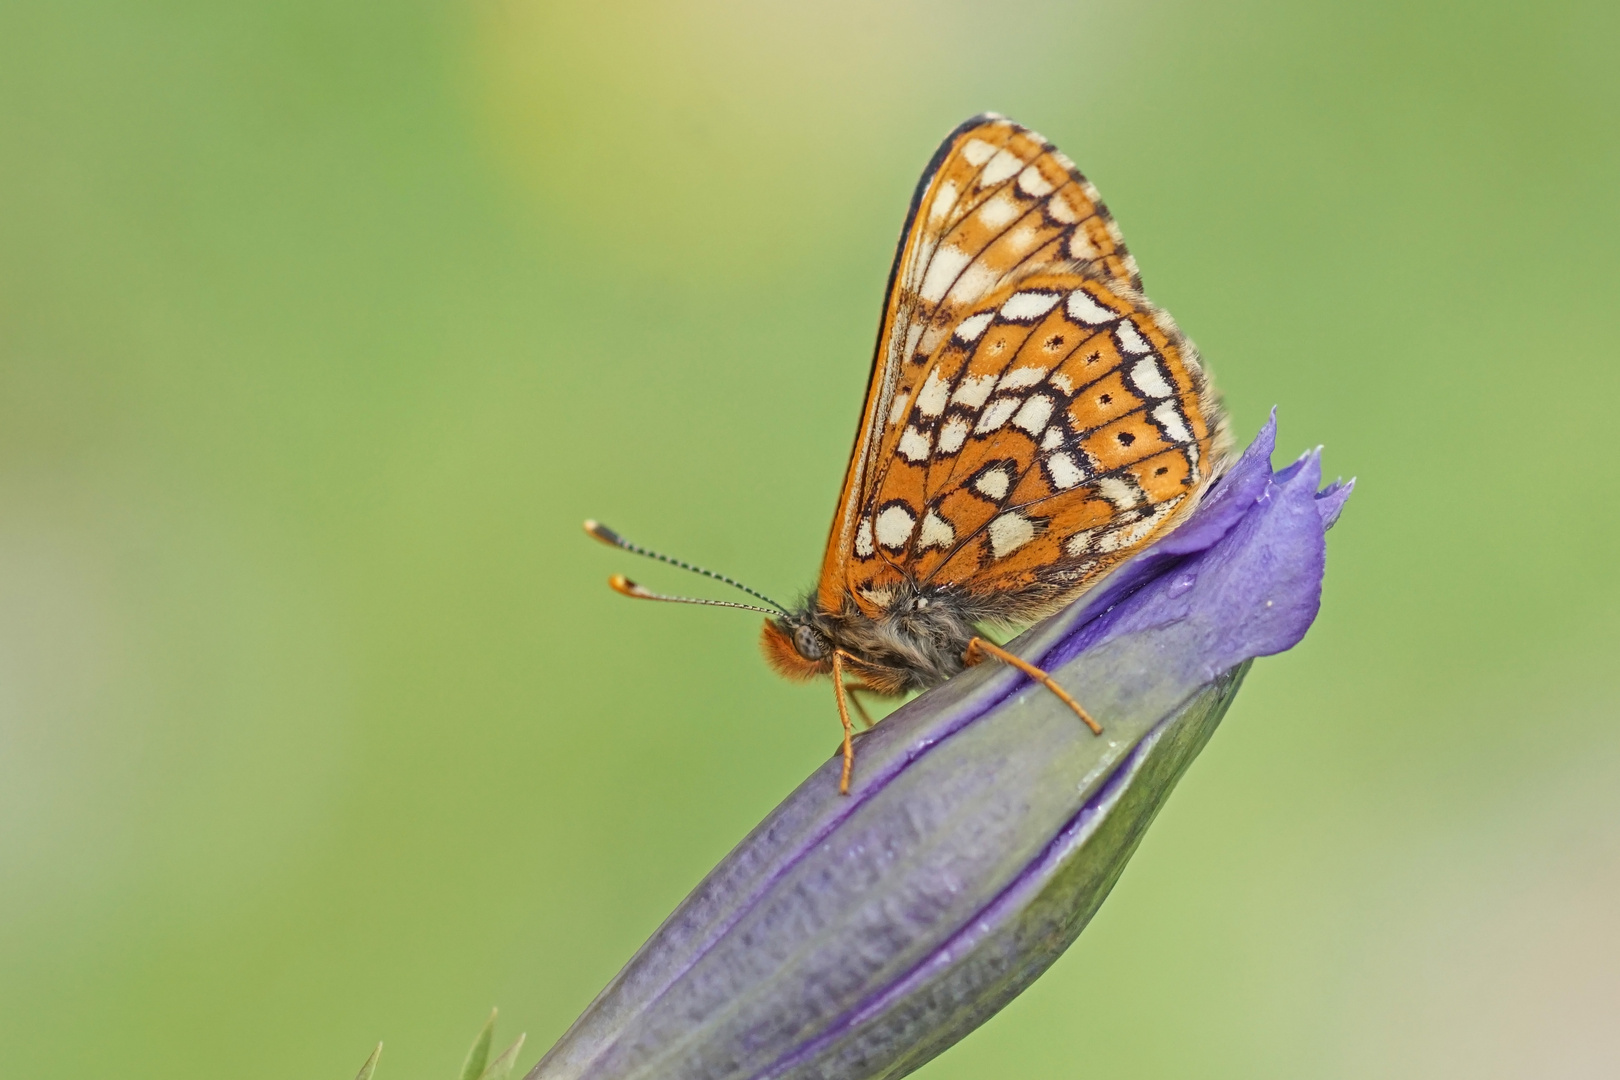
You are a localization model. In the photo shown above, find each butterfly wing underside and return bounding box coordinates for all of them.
[819,114,1227,621]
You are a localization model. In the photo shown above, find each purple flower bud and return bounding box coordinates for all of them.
[530,413,1350,1080]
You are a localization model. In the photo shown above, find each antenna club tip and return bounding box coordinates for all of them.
[608,574,646,598]
[583,519,622,547]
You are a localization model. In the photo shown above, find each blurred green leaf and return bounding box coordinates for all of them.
[354,1042,382,1080]
[460,1010,497,1080]
[479,1035,527,1080]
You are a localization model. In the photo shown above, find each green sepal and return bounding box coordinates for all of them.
[354,1042,382,1080]
[459,1010,497,1080]
[478,1035,528,1080]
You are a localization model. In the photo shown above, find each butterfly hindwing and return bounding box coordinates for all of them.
[850,273,1218,615]
[817,114,1149,612]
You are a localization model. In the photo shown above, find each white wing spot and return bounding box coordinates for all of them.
[1017,164,1054,197]
[1096,529,1127,554]
[998,366,1046,391]
[918,510,955,550]
[1047,193,1079,224]
[974,396,1020,434]
[888,395,909,425]
[1050,372,1074,394]
[860,585,893,606]
[917,368,951,417]
[1066,290,1117,325]
[921,245,972,303]
[929,180,959,222]
[1152,401,1193,443]
[1002,223,1040,257]
[1041,426,1064,450]
[999,290,1062,322]
[1066,528,1098,557]
[953,311,994,343]
[980,148,1024,186]
[1099,513,1165,554]
[945,261,1002,306]
[1128,356,1175,398]
[1047,452,1085,489]
[1069,231,1099,260]
[1097,476,1140,509]
[938,417,969,454]
[908,235,939,284]
[988,512,1036,558]
[976,190,1022,230]
[904,321,926,361]
[899,426,932,462]
[952,373,996,408]
[1115,321,1153,355]
[961,138,996,166]
[875,505,916,550]
[1012,394,1054,435]
[856,517,875,557]
[973,467,1011,500]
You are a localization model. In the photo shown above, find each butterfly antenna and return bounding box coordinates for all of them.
[583,520,789,615]
[605,575,782,615]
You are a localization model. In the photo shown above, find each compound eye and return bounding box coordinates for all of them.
[794,625,828,661]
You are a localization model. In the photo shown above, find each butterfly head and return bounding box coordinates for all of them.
[760,611,834,681]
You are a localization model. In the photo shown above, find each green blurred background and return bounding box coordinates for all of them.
[3,1,1617,1076]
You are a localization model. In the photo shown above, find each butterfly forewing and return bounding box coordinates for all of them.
[825,115,1226,622]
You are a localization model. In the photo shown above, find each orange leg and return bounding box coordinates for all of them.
[830,652,858,795]
[844,684,880,729]
[965,637,1103,735]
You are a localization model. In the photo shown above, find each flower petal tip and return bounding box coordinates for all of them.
[1315,476,1356,530]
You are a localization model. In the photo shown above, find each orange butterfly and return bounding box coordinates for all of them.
[588,114,1230,793]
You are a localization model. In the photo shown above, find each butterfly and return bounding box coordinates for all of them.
[588,114,1230,794]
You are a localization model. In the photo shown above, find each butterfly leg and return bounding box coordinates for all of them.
[964,637,1103,735]
[830,652,859,795]
[844,684,880,729]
